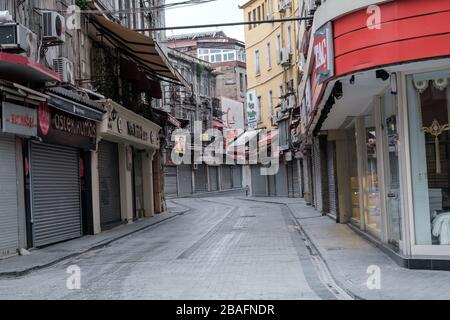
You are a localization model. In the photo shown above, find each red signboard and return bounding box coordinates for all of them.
[313,22,334,84]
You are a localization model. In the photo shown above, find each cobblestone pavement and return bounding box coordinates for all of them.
[0,197,342,300]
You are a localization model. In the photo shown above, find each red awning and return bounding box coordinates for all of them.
[0,53,61,83]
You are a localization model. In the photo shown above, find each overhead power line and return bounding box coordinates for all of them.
[134,16,313,32]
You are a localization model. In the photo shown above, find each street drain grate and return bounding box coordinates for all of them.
[240,215,256,218]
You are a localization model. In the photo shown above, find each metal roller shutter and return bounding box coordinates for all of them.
[275,162,288,196]
[194,164,208,192]
[287,161,301,198]
[293,160,301,198]
[178,164,192,196]
[0,135,19,256]
[209,166,219,191]
[327,141,338,215]
[251,165,266,196]
[98,140,122,227]
[232,165,242,188]
[30,142,81,247]
[164,166,178,197]
[313,138,323,212]
[221,165,232,190]
[268,173,276,196]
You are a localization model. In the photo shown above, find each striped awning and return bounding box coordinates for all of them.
[91,14,186,86]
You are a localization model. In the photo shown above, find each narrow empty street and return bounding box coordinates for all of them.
[0,197,347,300]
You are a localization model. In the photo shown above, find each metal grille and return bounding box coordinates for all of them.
[98,140,121,227]
[30,142,81,247]
[0,135,19,256]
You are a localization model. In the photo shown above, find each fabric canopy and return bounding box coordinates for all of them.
[91,14,186,86]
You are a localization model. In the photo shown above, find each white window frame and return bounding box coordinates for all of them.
[255,49,261,76]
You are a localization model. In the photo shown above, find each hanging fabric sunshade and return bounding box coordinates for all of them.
[416,78,450,174]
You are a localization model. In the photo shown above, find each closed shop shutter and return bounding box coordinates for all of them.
[195,164,208,192]
[313,139,323,212]
[221,165,232,190]
[327,141,338,215]
[209,166,219,191]
[275,162,288,196]
[98,140,122,227]
[164,166,178,197]
[293,160,301,198]
[268,173,276,196]
[287,161,301,198]
[178,164,192,196]
[30,142,81,247]
[251,165,266,196]
[232,165,242,188]
[0,135,19,256]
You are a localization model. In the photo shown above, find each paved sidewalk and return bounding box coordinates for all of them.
[239,196,450,300]
[0,202,190,278]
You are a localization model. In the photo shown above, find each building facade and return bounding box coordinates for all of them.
[0,0,178,256]
[297,0,450,269]
[240,0,302,198]
[160,32,247,198]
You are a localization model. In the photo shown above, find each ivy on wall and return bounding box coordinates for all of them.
[92,44,120,102]
[92,43,161,123]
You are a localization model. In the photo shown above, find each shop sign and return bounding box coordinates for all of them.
[313,22,334,84]
[127,121,150,142]
[103,102,160,149]
[247,90,259,129]
[1,102,37,136]
[38,102,97,150]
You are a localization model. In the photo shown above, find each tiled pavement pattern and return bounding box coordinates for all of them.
[239,197,450,300]
[0,198,337,300]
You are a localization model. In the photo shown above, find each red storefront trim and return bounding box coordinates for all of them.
[0,52,61,82]
[333,0,450,77]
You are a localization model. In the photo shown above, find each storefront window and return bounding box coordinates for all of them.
[383,90,402,251]
[365,125,381,233]
[408,69,450,245]
[349,124,360,222]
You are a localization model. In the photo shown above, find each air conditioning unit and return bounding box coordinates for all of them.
[53,57,75,84]
[280,48,292,67]
[0,23,35,54]
[278,0,292,12]
[42,11,65,44]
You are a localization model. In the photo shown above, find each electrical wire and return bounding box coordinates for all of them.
[33,0,220,14]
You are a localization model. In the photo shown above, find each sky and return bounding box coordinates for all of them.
[165,0,247,41]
